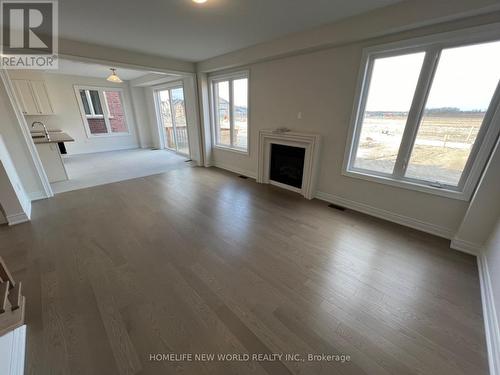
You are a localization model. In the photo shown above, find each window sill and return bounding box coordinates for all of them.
[342,168,470,201]
[87,132,131,138]
[213,144,249,156]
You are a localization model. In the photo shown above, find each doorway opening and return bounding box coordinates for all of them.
[2,57,201,196]
[154,84,190,157]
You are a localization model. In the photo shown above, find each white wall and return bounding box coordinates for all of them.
[0,77,46,199]
[455,136,500,249]
[8,70,145,155]
[0,135,31,224]
[183,75,202,164]
[129,86,153,148]
[484,216,500,329]
[482,216,500,375]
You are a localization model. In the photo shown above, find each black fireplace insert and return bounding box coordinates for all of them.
[269,144,305,189]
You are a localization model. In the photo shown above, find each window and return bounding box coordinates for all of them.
[75,86,129,137]
[210,72,249,152]
[79,89,103,117]
[345,28,500,200]
[353,52,425,174]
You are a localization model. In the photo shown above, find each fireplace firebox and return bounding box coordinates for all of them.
[269,144,305,189]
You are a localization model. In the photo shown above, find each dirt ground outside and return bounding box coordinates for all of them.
[355,111,484,185]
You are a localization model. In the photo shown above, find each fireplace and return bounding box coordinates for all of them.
[257,130,321,199]
[270,144,305,189]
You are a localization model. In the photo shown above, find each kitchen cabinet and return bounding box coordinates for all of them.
[11,79,54,115]
[35,142,68,182]
[32,131,74,183]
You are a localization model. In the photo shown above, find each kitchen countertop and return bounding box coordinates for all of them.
[30,129,62,134]
[32,132,74,144]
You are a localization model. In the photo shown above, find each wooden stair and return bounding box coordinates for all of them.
[0,281,9,313]
[8,282,22,311]
[0,257,15,287]
[0,256,25,337]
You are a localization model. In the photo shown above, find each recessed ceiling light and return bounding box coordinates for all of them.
[192,0,207,3]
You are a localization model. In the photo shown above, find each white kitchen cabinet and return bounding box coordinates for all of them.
[12,79,54,115]
[12,80,38,115]
[30,80,54,114]
[35,143,68,182]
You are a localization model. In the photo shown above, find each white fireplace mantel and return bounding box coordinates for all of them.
[257,130,321,199]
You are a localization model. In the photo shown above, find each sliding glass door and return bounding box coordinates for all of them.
[155,85,190,156]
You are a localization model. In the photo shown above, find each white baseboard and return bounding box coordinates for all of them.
[28,191,47,201]
[19,190,31,221]
[478,254,500,375]
[315,191,453,239]
[6,212,30,226]
[212,162,257,179]
[450,238,482,256]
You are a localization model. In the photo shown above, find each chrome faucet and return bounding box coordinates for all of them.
[31,121,50,141]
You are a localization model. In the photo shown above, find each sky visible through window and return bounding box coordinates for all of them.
[366,40,500,112]
[365,52,424,113]
[216,79,248,107]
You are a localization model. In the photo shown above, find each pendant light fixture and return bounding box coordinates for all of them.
[106,68,123,83]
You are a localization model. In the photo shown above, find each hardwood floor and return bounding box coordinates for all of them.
[0,166,488,375]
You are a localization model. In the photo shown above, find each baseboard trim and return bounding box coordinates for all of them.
[450,238,482,256]
[20,190,31,220]
[315,191,453,240]
[28,191,47,201]
[478,254,500,375]
[6,212,30,226]
[212,162,257,180]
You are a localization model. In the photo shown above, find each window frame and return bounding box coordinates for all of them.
[82,89,104,118]
[74,85,131,138]
[343,24,500,201]
[208,70,250,155]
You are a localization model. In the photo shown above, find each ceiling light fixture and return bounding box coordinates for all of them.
[106,68,123,83]
[192,0,207,3]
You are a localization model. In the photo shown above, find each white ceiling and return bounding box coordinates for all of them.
[59,0,405,62]
[45,58,162,80]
